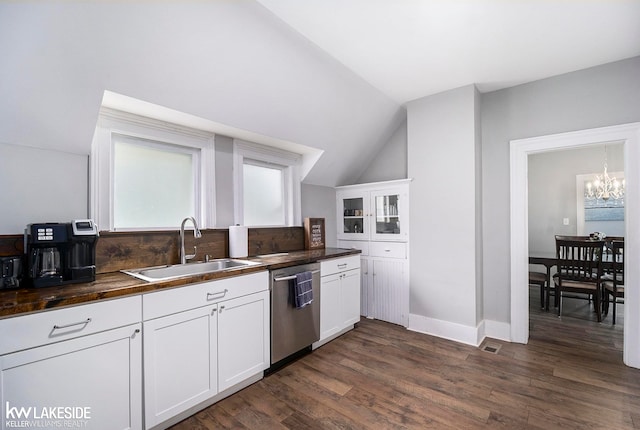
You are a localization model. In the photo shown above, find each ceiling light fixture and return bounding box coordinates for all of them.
[585,146,624,201]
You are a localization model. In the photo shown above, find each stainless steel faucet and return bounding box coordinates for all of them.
[180,217,202,264]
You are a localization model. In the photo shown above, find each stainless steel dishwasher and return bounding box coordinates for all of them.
[270,262,320,366]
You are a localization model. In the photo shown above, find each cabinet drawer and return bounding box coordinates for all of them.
[0,296,142,355]
[370,241,407,259]
[338,240,369,256]
[321,255,361,277]
[143,271,268,320]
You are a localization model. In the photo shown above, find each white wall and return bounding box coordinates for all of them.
[0,143,88,234]
[0,1,402,188]
[356,120,408,184]
[407,85,482,342]
[528,143,624,255]
[482,56,640,323]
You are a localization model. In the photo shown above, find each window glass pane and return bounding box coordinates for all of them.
[243,163,284,226]
[114,139,194,229]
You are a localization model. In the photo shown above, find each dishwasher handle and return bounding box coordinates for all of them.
[273,269,320,282]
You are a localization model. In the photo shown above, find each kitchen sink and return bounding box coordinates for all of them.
[122,259,261,282]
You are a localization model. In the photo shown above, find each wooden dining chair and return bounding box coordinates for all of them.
[554,236,605,322]
[529,271,547,309]
[603,239,624,324]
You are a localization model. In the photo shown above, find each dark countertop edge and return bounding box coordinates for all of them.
[0,248,360,319]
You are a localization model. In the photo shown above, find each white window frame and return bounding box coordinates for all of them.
[233,139,301,227]
[91,108,216,231]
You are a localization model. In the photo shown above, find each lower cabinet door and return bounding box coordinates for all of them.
[319,273,342,342]
[341,268,362,327]
[0,324,142,430]
[143,305,217,429]
[218,291,269,392]
[372,259,408,326]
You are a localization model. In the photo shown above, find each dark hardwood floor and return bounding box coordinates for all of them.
[170,289,638,429]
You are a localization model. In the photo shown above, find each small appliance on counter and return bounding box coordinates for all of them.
[0,255,23,289]
[24,219,99,288]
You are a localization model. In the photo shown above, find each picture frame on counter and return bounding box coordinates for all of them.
[304,218,325,250]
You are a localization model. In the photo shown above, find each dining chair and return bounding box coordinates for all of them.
[529,271,547,309]
[554,236,605,322]
[603,239,624,324]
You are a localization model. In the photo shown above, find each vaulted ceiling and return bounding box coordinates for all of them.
[1,1,639,187]
[257,0,640,104]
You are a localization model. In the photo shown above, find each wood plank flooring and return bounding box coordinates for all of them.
[170,290,639,429]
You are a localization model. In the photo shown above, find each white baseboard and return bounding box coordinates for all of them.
[408,313,482,346]
[483,319,511,342]
[408,314,511,347]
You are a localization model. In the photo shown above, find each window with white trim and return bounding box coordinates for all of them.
[233,140,301,227]
[91,108,215,231]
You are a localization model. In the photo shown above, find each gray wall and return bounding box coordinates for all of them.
[407,85,482,327]
[357,120,408,184]
[528,143,624,255]
[301,183,337,248]
[0,143,88,234]
[482,56,640,323]
[214,135,235,228]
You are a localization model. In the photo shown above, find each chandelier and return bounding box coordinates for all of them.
[585,147,625,201]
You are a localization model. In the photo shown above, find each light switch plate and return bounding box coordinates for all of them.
[563,218,570,225]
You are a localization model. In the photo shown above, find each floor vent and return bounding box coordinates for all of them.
[481,343,501,354]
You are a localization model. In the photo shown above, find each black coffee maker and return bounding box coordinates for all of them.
[25,220,99,288]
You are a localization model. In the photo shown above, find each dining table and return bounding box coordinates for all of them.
[529,253,557,310]
[529,250,617,311]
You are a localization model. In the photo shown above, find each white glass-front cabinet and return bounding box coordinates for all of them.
[336,179,411,327]
[338,183,408,242]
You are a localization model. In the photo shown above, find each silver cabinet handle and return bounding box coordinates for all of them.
[219,305,225,313]
[53,318,91,330]
[273,270,320,282]
[207,289,228,300]
[338,263,348,269]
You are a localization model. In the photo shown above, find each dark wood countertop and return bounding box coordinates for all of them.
[0,248,360,319]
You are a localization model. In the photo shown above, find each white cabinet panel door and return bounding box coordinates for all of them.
[1,324,142,430]
[319,273,342,341]
[143,306,217,429]
[373,259,408,326]
[218,291,269,392]
[341,269,361,327]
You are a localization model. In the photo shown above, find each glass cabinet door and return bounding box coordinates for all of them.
[342,197,366,236]
[372,192,401,238]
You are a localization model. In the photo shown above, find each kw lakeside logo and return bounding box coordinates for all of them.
[5,402,91,428]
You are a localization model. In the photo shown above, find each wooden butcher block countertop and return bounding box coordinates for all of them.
[0,247,360,319]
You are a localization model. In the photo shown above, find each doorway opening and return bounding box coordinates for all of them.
[509,122,640,368]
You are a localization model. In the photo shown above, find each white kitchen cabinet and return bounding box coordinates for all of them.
[337,179,409,242]
[0,297,142,430]
[315,255,361,348]
[318,272,341,340]
[143,305,218,429]
[142,271,269,430]
[371,258,409,326]
[218,290,269,392]
[337,179,411,327]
